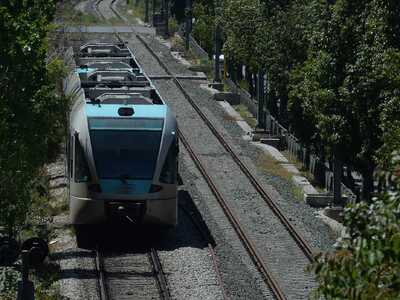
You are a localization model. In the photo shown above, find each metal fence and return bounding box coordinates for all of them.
[177,29,209,61]
[226,77,357,202]
[266,113,357,202]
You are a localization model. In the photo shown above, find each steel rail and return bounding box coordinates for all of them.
[95,0,124,43]
[93,0,106,20]
[132,33,315,263]
[178,130,286,300]
[149,248,171,300]
[179,204,230,300]
[103,3,312,298]
[95,248,110,300]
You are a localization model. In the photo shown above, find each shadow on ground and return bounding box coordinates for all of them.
[63,189,215,254]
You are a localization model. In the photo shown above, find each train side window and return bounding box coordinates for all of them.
[160,138,178,184]
[74,136,91,182]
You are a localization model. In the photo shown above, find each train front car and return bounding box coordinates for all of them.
[66,43,178,226]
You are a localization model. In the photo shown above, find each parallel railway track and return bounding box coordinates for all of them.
[131,30,315,300]
[94,1,316,299]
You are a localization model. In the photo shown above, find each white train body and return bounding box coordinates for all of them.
[64,43,178,226]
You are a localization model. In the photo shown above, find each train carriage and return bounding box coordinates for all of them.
[65,43,178,226]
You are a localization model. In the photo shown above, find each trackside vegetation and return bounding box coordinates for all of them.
[0,1,69,236]
[186,0,400,298]
[310,175,400,299]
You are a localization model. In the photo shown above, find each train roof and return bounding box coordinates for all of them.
[67,42,171,125]
[77,42,131,57]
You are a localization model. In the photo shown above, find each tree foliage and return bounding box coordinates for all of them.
[289,0,400,199]
[192,1,215,55]
[217,0,400,199]
[0,1,69,235]
[310,174,400,299]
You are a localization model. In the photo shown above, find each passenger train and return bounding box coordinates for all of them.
[64,42,178,226]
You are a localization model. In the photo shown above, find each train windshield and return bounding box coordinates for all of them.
[89,118,163,180]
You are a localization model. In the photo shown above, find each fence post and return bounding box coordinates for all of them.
[257,70,266,129]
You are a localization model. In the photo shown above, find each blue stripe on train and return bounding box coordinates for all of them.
[85,104,166,119]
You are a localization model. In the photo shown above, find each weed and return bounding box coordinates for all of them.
[282,150,326,192]
[232,104,257,128]
[292,186,305,201]
[257,153,293,180]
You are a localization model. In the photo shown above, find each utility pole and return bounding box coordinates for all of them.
[145,0,149,23]
[160,0,165,30]
[214,24,221,82]
[165,0,169,37]
[185,0,192,51]
[213,0,222,83]
[257,70,266,129]
[152,0,156,25]
[161,0,169,37]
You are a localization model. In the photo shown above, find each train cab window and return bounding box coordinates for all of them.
[74,136,91,182]
[160,138,178,184]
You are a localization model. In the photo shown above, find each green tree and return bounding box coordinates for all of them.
[310,174,400,299]
[222,0,263,71]
[221,0,313,123]
[288,0,400,200]
[192,2,215,55]
[0,1,69,235]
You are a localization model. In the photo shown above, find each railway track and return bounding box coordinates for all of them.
[93,1,316,299]
[95,246,171,300]
[107,1,313,262]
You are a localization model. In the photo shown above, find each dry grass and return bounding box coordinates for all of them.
[232,104,257,128]
[257,152,293,180]
[282,150,326,192]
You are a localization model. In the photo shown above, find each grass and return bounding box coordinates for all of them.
[117,0,147,24]
[169,35,214,78]
[257,152,293,180]
[282,150,326,192]
[56,2,101,25]
[238,79,249,92]
[292,186,305,202]
[232,104,257,128]
[74,12,101,25]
